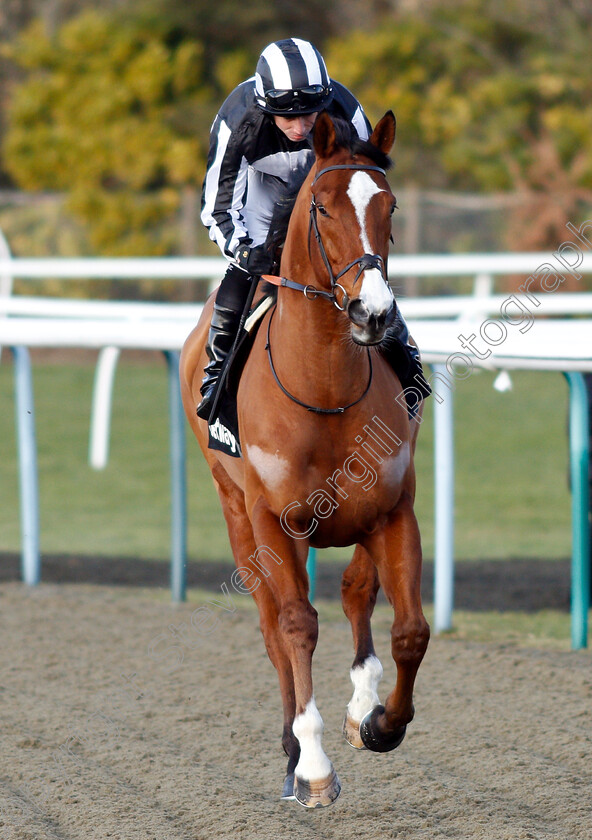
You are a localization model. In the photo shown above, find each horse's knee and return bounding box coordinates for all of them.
[391,616,430,666]
[278,599,318,650]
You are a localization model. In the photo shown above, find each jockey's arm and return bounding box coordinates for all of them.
[200,115,252,261]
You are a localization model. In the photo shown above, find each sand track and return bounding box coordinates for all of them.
[1,580,590,840]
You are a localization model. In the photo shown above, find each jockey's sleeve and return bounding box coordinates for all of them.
[329,80,372,141]
[201,114,250,259]
[352,104,371,141]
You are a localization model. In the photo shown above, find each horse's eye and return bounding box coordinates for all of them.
[316,203,329,217]
[390,201,398,216]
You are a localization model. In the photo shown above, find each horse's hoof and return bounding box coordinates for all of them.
[294,767,341,808]
[359,705,407,753]
[281,772,296,801]
[342,709,367,750]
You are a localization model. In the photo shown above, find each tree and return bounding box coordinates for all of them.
[2,0,393,252]
[0,0,129,186]
[3,9,213,253]
[7,0,592,253]
[325,0,592,248]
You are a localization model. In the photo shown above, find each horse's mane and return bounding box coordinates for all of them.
[264,163,309,273]
[333,116,393,172]
[264,115,393,272]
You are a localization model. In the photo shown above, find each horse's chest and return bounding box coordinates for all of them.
[246,441,411,538]
[245,445,293,494]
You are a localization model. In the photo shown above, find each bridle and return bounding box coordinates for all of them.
[308,163,389,311]
[263,163,391,311]
[264,162,391,414]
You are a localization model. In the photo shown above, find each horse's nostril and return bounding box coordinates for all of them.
[348,298,370,327]
[369,304,395,333]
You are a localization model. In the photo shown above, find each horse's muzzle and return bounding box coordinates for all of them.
[347,298,396,345]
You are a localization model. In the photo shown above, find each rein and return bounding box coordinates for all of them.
[265,306,373,414]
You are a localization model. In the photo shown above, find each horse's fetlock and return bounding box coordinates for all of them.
[282,723,299,762]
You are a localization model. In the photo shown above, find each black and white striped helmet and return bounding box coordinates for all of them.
[255,38,334,116]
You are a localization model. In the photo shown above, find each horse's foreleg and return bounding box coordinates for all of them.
[250,501,340,808]
[212,466,300,795]
[341,545,383,749]
[248,565,301,799]
[360,495,430,753]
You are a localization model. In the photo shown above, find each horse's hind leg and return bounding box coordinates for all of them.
[341,545,383,749]
[359,495,430,752]
[211,464,299,799]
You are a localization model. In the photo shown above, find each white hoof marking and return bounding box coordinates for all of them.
[292,698,332,782]
[347,654,383,723]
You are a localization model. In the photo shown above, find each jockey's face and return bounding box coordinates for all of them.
[273,112,318,142]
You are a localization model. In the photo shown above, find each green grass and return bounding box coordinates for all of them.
[0,356,229,560]
[415,366,572,560]
[0,358,573,563]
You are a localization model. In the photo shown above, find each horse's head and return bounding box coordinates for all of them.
[308,110,397,345]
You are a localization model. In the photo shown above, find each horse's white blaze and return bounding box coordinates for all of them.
[346,171,393,313]
[246,445,290,491]
[347,171,383,252]
[359,267,393,313]
[292,698,332,781]
[379,442,410,490]
[347,655,383,722]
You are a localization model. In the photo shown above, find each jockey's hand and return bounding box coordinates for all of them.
[235,244,273,275]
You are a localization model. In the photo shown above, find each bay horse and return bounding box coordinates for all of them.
[180,111,430,808]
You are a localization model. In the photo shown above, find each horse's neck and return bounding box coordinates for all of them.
[272,259,368,408]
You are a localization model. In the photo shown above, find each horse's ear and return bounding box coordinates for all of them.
[313,111,337,158]
[370,110,396,155]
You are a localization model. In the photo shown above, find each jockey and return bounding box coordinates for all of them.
[198,37,429,421]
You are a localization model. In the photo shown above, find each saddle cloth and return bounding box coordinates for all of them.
[207,293,275,459]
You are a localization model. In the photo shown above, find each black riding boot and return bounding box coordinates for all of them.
[196,264,252,421]
[380,310,432,417]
